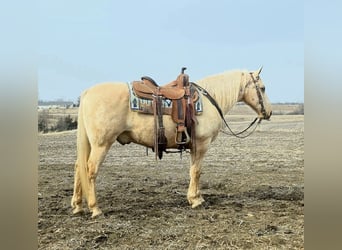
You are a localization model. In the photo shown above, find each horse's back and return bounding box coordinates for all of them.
[82,82,128,100]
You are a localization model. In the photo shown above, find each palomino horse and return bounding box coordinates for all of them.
[71,67,272,218]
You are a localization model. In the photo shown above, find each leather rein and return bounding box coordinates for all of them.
[191,73,265,139]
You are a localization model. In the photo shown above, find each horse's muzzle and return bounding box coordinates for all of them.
[264,111,272,120]
[260,111,272,121]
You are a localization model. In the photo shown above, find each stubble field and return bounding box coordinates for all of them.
[38,109,304,249]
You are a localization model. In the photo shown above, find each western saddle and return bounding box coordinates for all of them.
[132,67,197,159]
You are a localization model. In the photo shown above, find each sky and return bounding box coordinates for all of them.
[38,0,303,103]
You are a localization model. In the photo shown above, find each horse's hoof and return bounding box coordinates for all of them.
[72,206,84,215]
[91,208,103,219]
[71,198,76,209]
[190,197,205,208]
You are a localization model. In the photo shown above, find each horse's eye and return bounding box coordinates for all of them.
[260,86,265,92]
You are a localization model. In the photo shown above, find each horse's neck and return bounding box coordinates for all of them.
[197,72,242,115]
[220,82,240,115]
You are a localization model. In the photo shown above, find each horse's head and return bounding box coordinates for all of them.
[241,67,272,120]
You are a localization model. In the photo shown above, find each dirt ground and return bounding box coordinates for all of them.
[38,114,304,249]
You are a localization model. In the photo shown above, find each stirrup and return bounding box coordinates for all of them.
[175,129,190,145]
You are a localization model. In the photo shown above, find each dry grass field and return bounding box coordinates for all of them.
[38,104,304,249]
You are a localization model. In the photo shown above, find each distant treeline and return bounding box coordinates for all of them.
[288,103,304,115]
[38,97,80,107]
[38,112,77,133]
[271,102,304,105]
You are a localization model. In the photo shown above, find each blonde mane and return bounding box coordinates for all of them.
[196,70,247,113]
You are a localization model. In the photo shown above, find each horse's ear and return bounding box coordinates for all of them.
[256,66,263,76]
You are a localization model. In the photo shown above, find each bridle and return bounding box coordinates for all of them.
[221,72,269,138]
[249,72,268,120]
[191,72,268,139]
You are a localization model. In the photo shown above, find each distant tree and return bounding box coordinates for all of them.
[38,110,49,133]
[65,115,78,130]
[55,117,67,131]
[38,116,48,133]
[75,96,81,107]
[55,115,78,131]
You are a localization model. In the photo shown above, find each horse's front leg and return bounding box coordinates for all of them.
[187,141,209,208]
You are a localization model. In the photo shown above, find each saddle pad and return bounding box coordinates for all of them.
[127,82,203,115]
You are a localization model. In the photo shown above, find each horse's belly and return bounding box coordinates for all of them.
[116,128,179,149]
[116,130,155,148]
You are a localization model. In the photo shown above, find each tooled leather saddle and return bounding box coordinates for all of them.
[131,67,198,159]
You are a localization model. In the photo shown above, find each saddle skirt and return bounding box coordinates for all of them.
[127,82,203,115]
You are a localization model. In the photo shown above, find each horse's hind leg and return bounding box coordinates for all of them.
[87,145,110,218]
[71,161,83,214]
